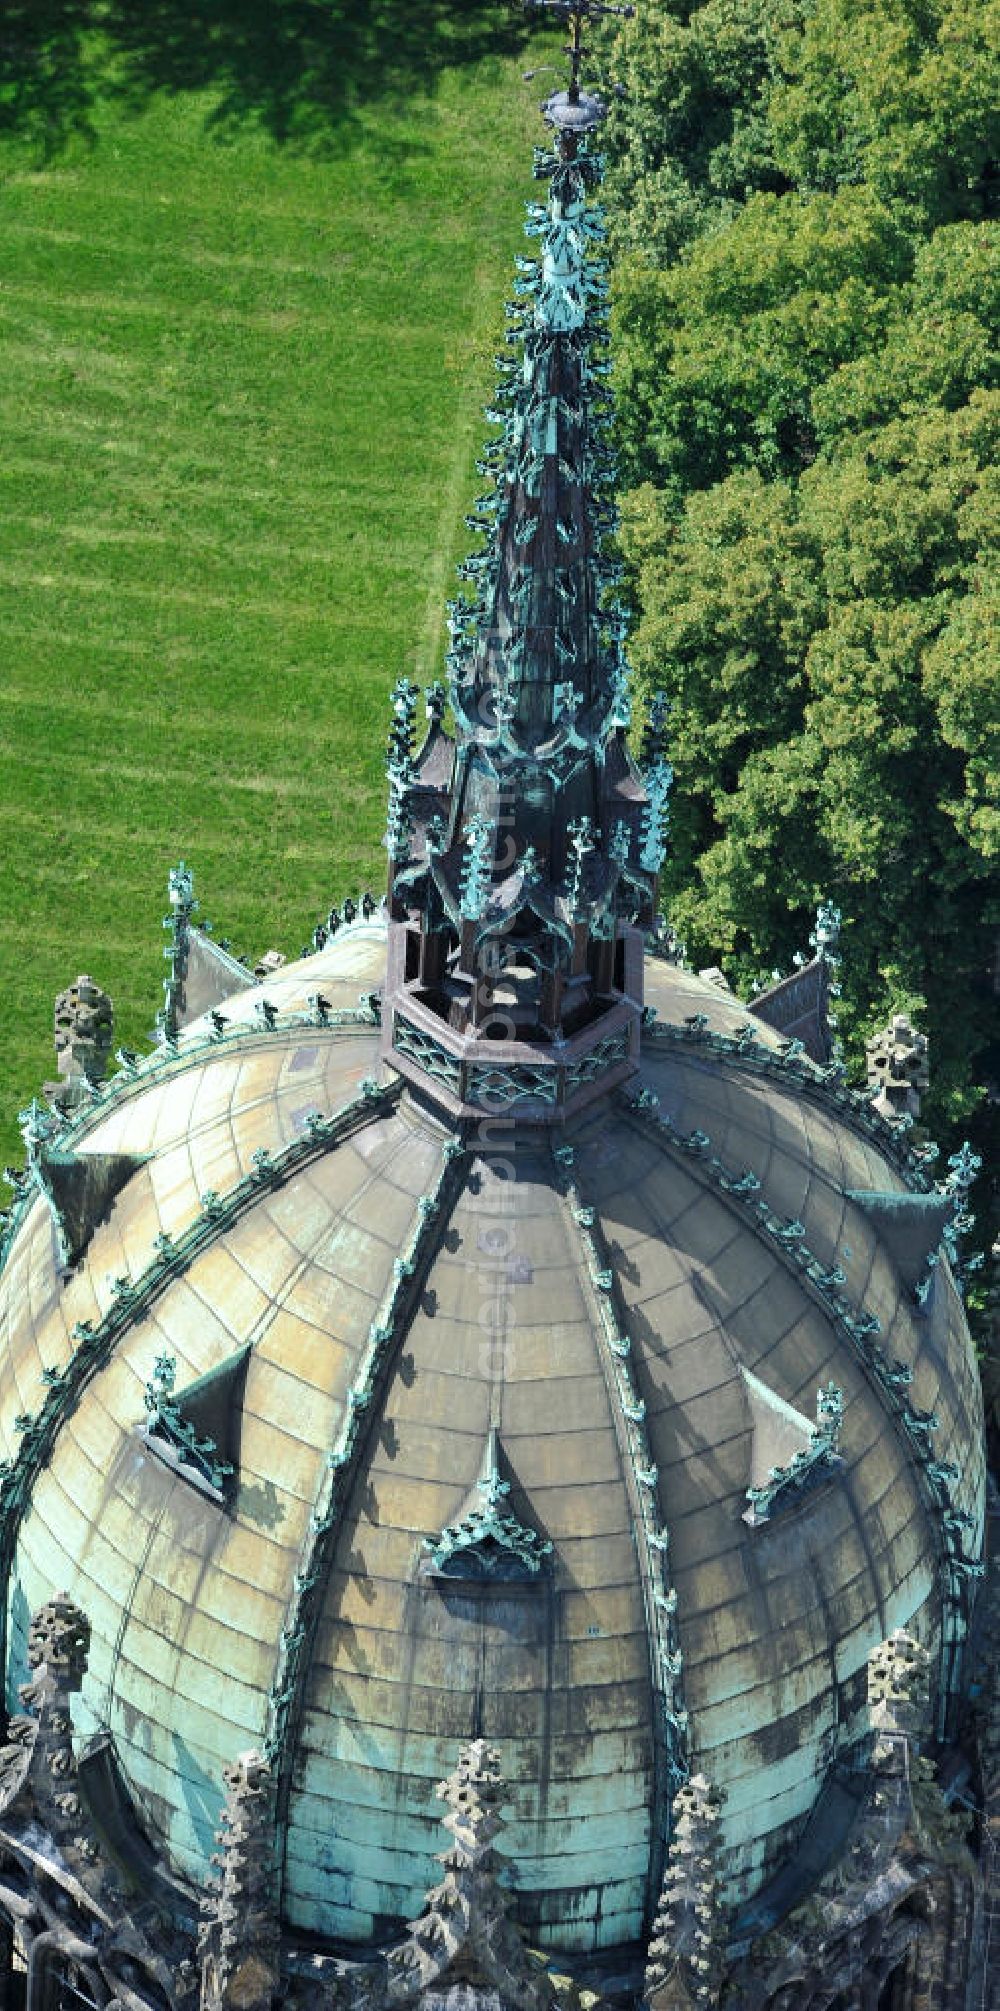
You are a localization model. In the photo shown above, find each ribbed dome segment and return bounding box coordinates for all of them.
[0,924,984,1949]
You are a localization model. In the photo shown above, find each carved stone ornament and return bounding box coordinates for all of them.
[0,1593,182,2011]
[866,1013,929,1122]
[729,1629,978,2011]
[199,1750,280,2011]
[644,1775,724,2010]
[49,973,115,1107]
[385,1740,553,2011]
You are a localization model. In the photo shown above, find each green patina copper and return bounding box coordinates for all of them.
[552,1138,689,1835]
[623,1082,985,1731]
[639,1015,944,1189]
[0,1063,402,1700]
[379,57,668,1109]
[0,7,988,1966]
[0,986,384,1291]
[263,1126,469,1912]
[423,1430,553,1579]
[0,928,987,1939]
[743,1381,845,1526]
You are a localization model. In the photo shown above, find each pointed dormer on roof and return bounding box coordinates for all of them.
[422,1428,553,1581]
[382,10,666,1123]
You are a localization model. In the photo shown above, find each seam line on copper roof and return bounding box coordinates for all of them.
[619,1087,983,1735]
[549,1136,689,1924]
[0,1075,402,1713]
[641,1019,938,1194]
[264,1129,469,1918]
[1,1004,381,1246]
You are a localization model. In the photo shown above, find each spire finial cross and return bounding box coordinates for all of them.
[523,0,634,107]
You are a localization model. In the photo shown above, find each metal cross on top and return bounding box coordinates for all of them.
[523,0,635,110]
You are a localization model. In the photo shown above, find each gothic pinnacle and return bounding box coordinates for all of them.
[380,0,666,1117]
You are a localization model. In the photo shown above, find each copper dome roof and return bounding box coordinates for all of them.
[0,919,983,1952]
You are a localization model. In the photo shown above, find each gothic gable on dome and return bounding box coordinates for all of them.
[18,1097,144,1271]
[846,1188,954,1297]
[741,1371,845,1525]
[142,1346,250,1499]
[422,1431,553,1582]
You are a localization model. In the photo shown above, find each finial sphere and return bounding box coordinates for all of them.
[543,86,607,132]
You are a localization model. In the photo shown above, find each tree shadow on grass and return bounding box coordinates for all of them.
[0,0,94,159]
[0,0,532,161]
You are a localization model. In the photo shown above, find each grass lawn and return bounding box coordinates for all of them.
[0,3,557,1163]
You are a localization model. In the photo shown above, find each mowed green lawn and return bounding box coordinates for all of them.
[0,9,553,1162]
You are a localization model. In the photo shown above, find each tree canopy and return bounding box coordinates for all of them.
[602,0,999,1130]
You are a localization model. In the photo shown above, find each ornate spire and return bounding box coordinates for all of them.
[0,1593,105,1885]
[382,10,663,1122]
[47,972,114,1109]
[867,1627,931,1748]
[199,1751,280,2011]
[0,1594,179,2002]
[386,1740,551,2011]
[866,1010,929,1122]
[159,859,197,1044]
[644,1775,724,2011]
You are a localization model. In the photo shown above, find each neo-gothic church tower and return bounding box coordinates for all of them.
[0,9,992,2011]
